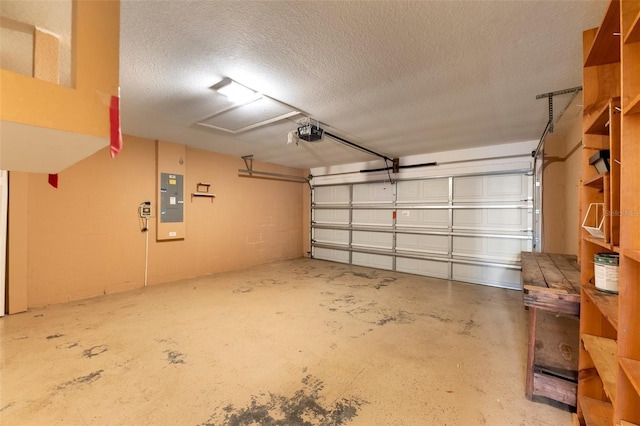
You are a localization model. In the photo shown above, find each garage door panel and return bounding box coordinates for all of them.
[314,228,349,245]
[396,233,449,254]
[352,182,394,204]
[314,185,350,204]
[314,209,350,225]
[352,252,393,270]
[352,209,393,226]
[314,247,350,264]
[453,209,483,226]
[396,257,449,278]
[454,176,483,200]
[452,263,520,289]
[352,231,393,249]
[397,179,449,203]
[452,236,530,262]
[487,209,528,227]
[396,209,449,228]
[487,175,525,198]
[454,174,528,202]
[454,209,529,231]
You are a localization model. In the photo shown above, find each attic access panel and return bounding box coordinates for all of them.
[195,96,300,134]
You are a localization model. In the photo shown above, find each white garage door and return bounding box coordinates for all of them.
[311,172,533,289]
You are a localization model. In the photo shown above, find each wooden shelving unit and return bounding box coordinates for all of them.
[622,249,640,263]
[585,237,617,252]
[624,8,640,43]
[626,92,640,115]
[582,285,618,330]
[582,334,618,402]
[619,358,640,395]
[584,174,606,189]
[584,101,617,135]
[578,1,640,424]
[583,0,620,67]
[579,396,613,425]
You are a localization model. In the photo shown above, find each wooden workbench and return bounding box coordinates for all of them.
[521,252,581,410]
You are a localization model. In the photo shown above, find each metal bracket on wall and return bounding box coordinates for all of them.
[535,85,582,137]
[242,155,254,173]
[238,154,310,184]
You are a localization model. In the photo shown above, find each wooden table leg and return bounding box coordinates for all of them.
[526,307,537,400]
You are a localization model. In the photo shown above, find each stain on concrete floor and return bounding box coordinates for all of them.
[165,349,186,364]
[46,334,64,340]
[200,374,366,426]
[56,370,104,391]
[83,345,108,358]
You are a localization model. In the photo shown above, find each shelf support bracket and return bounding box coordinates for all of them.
[242,155,254,175]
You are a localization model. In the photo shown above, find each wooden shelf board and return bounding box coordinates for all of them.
[584,236,616,251]
[621,421,640,426]
[582,285,619,331]
[625,91,640,115]
[619,357,640,397]
[585,102,613,135]
[624,9,640,44]
[192,192,216,197]
[623,249,640,263]
[584,0,621,67]
[583,173,606,189]
[579,395,613,425]
[582,334,618,403]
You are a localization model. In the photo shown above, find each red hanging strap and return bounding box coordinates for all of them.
[110,95,122,157]
[48,174,58,188]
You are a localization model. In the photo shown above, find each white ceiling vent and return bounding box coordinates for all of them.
[194,80,301,134]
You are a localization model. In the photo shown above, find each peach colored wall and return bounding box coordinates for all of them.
[7,172,29,313]
[19,135,309,308]
[542,100,582,255]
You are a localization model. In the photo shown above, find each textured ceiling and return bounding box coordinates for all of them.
[120,0,606,170]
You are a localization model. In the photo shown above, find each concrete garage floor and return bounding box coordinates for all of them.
[0,258,571,426]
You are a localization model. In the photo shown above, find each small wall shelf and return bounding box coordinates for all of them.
[191,182,215,202]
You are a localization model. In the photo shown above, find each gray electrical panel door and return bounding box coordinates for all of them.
[160,173,184,223]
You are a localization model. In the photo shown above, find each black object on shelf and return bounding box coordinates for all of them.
[589,150,611,174]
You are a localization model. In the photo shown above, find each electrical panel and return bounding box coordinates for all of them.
[160,173,184,223]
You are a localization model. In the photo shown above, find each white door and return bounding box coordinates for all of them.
[0,170,8,316]
[311,171,533,290]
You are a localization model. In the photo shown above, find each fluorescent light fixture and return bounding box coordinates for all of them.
[213,78,261,104]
